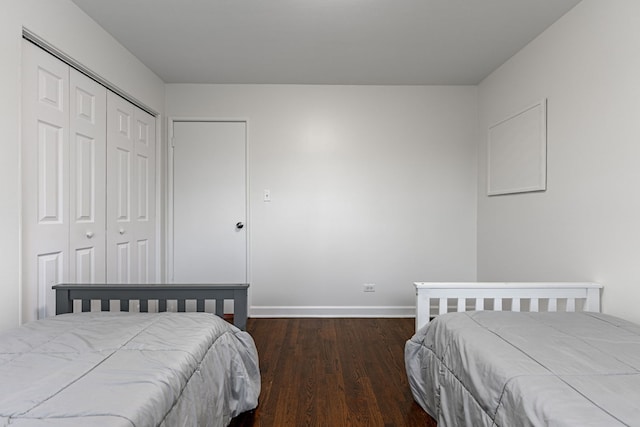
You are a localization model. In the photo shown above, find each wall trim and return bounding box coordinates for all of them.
[250,305,415,318]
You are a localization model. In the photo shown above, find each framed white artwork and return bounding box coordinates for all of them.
[487,99,547,196]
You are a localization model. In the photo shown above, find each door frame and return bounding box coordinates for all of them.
[166,117,250,285]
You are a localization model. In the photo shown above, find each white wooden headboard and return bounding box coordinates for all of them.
[413,282,603,332]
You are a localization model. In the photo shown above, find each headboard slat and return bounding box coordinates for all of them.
[530,298,539,312]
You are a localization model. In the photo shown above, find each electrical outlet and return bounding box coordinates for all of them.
[363,283,376,292]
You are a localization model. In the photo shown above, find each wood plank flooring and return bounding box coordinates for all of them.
[229,318,437,427]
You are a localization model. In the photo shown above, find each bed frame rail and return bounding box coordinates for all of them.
[53,283,249,330]
[414,282,603,332]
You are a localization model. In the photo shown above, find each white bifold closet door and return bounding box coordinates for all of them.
[106,92,156,284]
[22,42,72,321]
[21,41,155,322]
[22,42,107,320]
[69,68,107,287]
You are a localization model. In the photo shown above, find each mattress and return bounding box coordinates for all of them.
[0,312,260,426]
[405,311,640,426]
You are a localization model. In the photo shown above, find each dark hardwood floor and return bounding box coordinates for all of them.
[229,318,437,427]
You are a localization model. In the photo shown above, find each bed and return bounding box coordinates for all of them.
[404,282,640,426]
[0,283,260,427]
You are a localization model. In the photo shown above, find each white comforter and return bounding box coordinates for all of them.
[0,312,260,426]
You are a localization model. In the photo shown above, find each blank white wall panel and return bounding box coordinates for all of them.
[487,100,547,195]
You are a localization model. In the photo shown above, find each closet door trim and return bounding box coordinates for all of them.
[22,28,158,117]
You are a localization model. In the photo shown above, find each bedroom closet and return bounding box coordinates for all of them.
[21,40,156,322]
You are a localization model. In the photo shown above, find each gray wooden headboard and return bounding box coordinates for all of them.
[52,283,249,330]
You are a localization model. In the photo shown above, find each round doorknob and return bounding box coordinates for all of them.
[236,222,244,229]
[119,228,125,235]
[86,231,94,239]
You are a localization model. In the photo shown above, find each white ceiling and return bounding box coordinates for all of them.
[70,0,581,85]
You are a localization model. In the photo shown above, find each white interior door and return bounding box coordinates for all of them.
[172,121,247,283]
[22,41,70,321]
[69,69,107,284]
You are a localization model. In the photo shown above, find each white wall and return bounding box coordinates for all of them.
[478,0,640,323]
[0,0,164,331]
[166,84,478,316]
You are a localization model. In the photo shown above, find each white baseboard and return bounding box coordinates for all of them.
[249,305,415,318]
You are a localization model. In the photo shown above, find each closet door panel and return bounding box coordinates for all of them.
[107,92,136,283]
[69,69,107,284]
[22,41,70,321]
[106,95,155,284]
[21,42,69,321]
[133,108,156,283]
